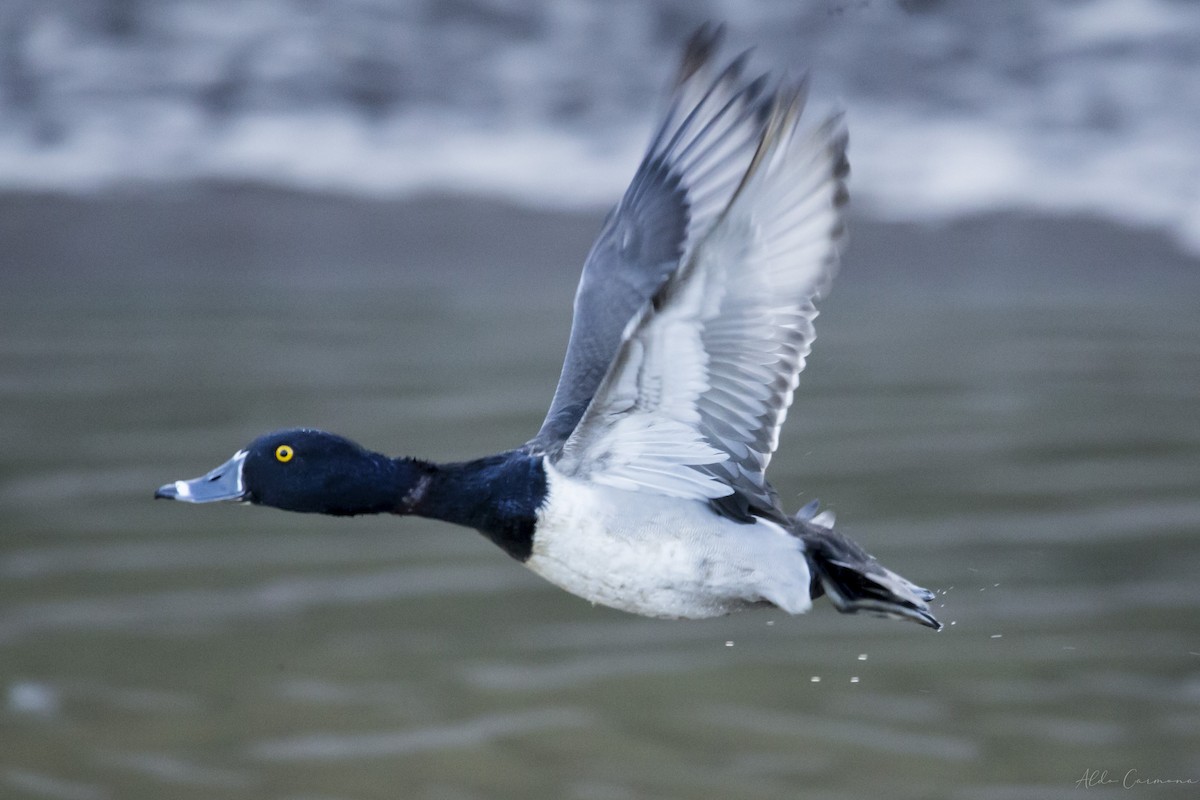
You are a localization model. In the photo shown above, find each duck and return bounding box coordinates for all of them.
[156,25,941,630]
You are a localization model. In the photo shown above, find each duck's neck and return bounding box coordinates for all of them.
[390,451,547,562]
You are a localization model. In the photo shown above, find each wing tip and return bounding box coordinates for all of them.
[678,22,726,84]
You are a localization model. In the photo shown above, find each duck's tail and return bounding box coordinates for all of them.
[796,508,941,630]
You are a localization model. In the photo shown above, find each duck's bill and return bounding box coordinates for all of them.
[155,451,248,503]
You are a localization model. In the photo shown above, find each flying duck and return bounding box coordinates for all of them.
[156,25,941,630]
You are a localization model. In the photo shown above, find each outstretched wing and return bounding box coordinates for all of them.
[527,24,773,454]
[553,86,849,523]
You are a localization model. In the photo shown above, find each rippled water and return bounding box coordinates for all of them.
[2,192,1199,799]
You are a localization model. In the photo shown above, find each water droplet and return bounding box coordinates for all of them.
[8,681,58,715]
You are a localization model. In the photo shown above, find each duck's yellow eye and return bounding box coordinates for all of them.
[275,445,294,463]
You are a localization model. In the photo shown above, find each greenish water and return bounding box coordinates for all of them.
[2,194,1199,800]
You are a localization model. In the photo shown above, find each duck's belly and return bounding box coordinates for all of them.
[526,466,812,619]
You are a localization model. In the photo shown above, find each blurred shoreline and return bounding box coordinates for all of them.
[2,184,1197,301]
[2,2,1198,256]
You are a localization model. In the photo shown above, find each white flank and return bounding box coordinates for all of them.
[526,464,812,620]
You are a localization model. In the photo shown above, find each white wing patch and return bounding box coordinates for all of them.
[568,296,731,499]
[554,86,848,511]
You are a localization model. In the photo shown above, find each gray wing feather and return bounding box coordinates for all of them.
[695,109,848,521]
[527,24,772,453]
[553,88,850,523]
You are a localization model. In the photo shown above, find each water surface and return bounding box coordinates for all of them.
[2,191,1199,800]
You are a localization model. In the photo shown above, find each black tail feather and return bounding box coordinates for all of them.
[801,524,942,630]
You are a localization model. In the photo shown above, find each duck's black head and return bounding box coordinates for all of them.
[155,428,404,516]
